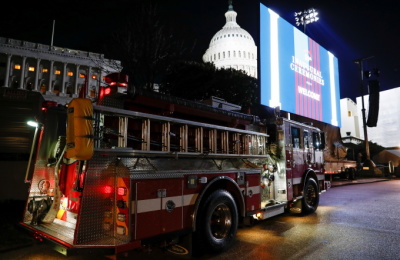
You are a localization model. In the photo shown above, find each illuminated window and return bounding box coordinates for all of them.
[28,67,35,72]
[348,111,352,117]
[92,75,97,79]
[79,73,86,78]
[42,68,48,73]
[14,64,21,70]
[67,72,73,76]
[55,70,61,75]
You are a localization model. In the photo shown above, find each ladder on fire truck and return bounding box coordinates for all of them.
[93,104,269,158]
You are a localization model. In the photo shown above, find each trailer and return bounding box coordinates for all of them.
[324,160,358,180]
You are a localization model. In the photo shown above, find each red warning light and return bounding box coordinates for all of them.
[117,187,127,196]
[104,87,112,95]
[103,185,113,194]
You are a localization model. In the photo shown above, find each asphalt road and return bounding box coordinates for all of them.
[1,179,399,260]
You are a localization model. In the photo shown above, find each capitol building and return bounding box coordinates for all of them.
[0,37,120,104]
[203,1,258,78]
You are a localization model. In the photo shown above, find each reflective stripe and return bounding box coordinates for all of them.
[247,186,261,196]
[240,186,261,196]
[133,194,198,214]
[162,196,183,209]
[135,198,160,213]
[183,193,198,207]
[293,177,302,185]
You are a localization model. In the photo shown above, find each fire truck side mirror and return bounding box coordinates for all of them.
[274,106,281,118]
[276,117,283,125]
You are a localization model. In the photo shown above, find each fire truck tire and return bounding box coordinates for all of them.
[341,169,350,180]
[302,178,319,214]
[195,189,238,253]
[349,168,356,180]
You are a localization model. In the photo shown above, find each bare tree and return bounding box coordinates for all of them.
[103,0,194,93]
[160,61,259,110]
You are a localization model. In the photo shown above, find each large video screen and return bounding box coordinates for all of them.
[260,3,341,126]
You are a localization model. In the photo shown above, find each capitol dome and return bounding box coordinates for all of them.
[203,1,257,78]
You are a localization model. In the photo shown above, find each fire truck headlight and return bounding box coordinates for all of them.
[117,213,126,222]
[253,212,263,220]
[117,225,126,235]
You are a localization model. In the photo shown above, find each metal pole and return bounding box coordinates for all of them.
[354,56,374,163]
[51,20,55,46]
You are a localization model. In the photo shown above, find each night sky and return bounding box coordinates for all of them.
[2,0,399,101]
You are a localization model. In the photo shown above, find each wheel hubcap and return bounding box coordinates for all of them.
[210,203,232,239]
[305,184,316,206]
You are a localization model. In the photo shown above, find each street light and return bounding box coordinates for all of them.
[354,56,376,170]
[294,8,319,33]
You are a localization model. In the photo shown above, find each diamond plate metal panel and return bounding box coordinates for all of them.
[75,155,130,246]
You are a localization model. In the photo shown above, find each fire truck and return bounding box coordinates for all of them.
[19,73,330,256]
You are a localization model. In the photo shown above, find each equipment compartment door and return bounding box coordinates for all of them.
[245,174,261,212]
[133,178,183,240]
[161,179,184,234]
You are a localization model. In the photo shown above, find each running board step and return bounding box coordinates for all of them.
[255,203,286,220]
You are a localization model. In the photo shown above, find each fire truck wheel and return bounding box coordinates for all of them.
[302,178,319,214]
[349,168,357,180]
[196,189,238,253]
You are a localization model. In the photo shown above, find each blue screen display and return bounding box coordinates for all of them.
[260,3,341,126]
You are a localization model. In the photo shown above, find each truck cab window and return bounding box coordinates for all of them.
[313,132,325,150]
[303,131,309,148]
[291,127,300,148]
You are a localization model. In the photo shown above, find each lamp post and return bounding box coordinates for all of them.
[354,56,375,169]
[294,8,319,33]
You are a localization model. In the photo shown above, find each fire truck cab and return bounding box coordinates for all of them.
[20,75,329,256]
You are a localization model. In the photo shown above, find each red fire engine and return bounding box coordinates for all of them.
[20,73,330,256]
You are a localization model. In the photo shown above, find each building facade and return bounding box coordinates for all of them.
[340,87,400,149]
[0,37,121,104]
[340,97,361,139]
[202,1,257,78]
[356,87,400,149]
